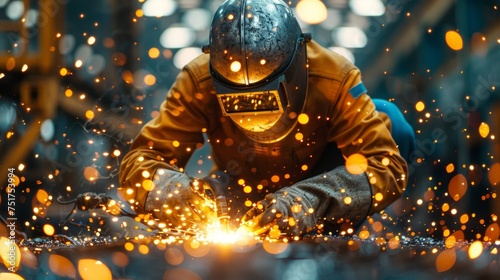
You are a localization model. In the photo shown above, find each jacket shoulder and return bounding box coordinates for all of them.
[184,53,212,83]
[307,40,358,81]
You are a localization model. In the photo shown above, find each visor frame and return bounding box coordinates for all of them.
[216,89,287,116]
[213,73,289,116]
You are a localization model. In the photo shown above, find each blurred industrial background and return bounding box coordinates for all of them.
[1,0,500,278]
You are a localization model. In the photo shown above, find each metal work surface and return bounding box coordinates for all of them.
[4,235,499,280]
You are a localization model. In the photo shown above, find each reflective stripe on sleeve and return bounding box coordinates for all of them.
[349,82,367,98]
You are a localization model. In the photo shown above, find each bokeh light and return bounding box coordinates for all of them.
[478,122,490,138]
[445,30,464,50]
[48,254,76,278]
[448,174,468,202]
[415,101,425,112]
[142,0,177,17]
[40,119,55,142]
[489,163,500,185]
[182,8,212,31]
[173,47,203,69]
[0,273,24,280]
[78,259,112,280]
[160,26,196,49]
[349,0,385,16]
[6,1,24,20]
[83,166,100,182]
[468,241,483,259]
[436,249,456,272]
[183,240,210,258]
[262,240,288,255]
[332,27,368,48]
[111,252,129,268]
[296,0,327,24]
[165,247,184,265]
[345,153,368,174]
[43,224,55,236]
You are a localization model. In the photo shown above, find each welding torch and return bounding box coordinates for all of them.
[215,195,230,232]
[192,177,230,232]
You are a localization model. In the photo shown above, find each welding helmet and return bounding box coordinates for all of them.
[203,0,310,143]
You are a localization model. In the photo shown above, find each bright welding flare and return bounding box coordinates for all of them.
[199,222,241,244]
[194,195,251,244]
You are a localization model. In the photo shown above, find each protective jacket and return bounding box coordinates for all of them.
[119,40,409,229]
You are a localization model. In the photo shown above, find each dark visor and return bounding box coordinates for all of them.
[212,72,288,115]
[217,90,284,115]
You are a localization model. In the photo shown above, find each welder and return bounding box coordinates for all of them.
[119,0,415,237]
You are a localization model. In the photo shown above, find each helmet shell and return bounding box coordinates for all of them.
[209,0,303,87]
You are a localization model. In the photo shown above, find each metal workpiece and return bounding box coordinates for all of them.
[13,235,500,280]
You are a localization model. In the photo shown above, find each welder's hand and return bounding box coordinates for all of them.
[239,187,318,237]
[144,168,217,232]
[196,173,228,198]
[239,166,374,237]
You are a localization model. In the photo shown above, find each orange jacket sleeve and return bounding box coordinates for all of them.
[118,63,211,210]
[327,68,408,214]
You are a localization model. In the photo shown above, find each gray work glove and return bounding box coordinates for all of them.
[239,166,372,237]
[145,168,216,232]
